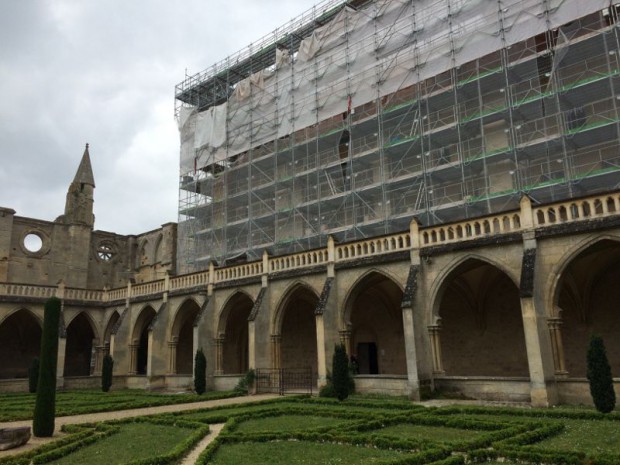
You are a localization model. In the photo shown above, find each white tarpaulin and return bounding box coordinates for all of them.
[181,0,609,174]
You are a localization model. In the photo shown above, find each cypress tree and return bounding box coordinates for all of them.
[33,296,61,437]
[101,354,114,392]
[332,344,350,401]
[587,335,616,414]
[28,357,40,394]
[194,348,206,395]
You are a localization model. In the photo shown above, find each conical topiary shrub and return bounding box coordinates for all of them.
[587,334,616,414]
[332,344,350,401]
[194,348,206,395]
[33,296,61,437]
[101,354,114,392]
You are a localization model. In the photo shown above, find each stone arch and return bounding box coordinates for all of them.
[0,308,42,379]
[272,282,319,373]
[131,305,156,375]
[429,253,519,325]
[343,270,406,375]
[170,299,201,375]
[217,291,254,374]
[137,240,148,268]
[103,311,120,353]
[551,237,620,377]
[341,268,404,329]
[547,235,620,316]
[432,257,528,377]
[153,234,163,264]
[64,312,98,377]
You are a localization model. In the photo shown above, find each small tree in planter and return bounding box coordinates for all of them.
[33,296,61,437]
[28,357,40,393]
[332,344,351,401]
[194,348,207,395]
[101,354,114,392]
[587,334,616,413]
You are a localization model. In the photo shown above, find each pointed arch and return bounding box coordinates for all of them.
[217,291,254,374]
[340,268,404,329]
[429,254,519,324]
[271,281,320,335]
[170,299,201,375]
[153,234,164,264]
[137,240,149,269]
[550,236,620,377]
[432,256,527,377]
[0,308,42,379]
[343,270,406,375]
[103,311,120,349]
[272,281,320,373]
[132,305,156,375]
[547,235,620,315]
[65,312,97,377]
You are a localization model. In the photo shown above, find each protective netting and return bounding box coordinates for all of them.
[177,0,620,271]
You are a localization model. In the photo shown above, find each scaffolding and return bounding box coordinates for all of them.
[176,0,620,272]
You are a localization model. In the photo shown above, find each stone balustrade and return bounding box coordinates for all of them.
[421,213,521,246]
[106,288,128,302]
[2,192,618,304]
[63,288,105,301]
[131,280,165,298]
[335,233,411,259]
[214,261,263,282]
[533,193,620,226]
[269,249,328,272]
[0,283,57,299]
[169,270,210,290]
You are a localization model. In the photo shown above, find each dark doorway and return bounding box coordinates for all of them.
[357,342,379,375]
[64,313,95,377]
[137,328,149,375]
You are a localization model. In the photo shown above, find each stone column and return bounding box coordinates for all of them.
[315,314,327,386]
[56,336,67,389]
[402,307,420,400]
[146,331,154,377]
[129,341,139,375]
[547,317,568,377]
[215,335,225,375]
[168,337,178,374]
[270,334,281,369]
[339,329,352,356]
[520,297,558,406]
[93,344,106,375]
[428,325,444,374]
[248,320,256,370]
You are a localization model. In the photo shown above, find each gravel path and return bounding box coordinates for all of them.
[179,423,225,465]
[0,394,279,459]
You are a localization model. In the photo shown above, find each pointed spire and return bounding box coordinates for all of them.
[73,143,95,188]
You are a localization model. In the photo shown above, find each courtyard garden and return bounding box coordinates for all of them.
[1,392,619,465]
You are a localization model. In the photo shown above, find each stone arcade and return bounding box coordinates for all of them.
[1,146,619,406]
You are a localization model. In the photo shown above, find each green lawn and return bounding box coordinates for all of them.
[377,423,483,442]
[0,389,240,421]
[537,419,620,454]
[208,440,405,465]
[2,395,620,465]
[235,414,352,433]
[48,423,192,465]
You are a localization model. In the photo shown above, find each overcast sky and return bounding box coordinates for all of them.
[0,0,319,235]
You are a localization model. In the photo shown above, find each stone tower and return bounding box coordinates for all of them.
[61,143,95,227]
